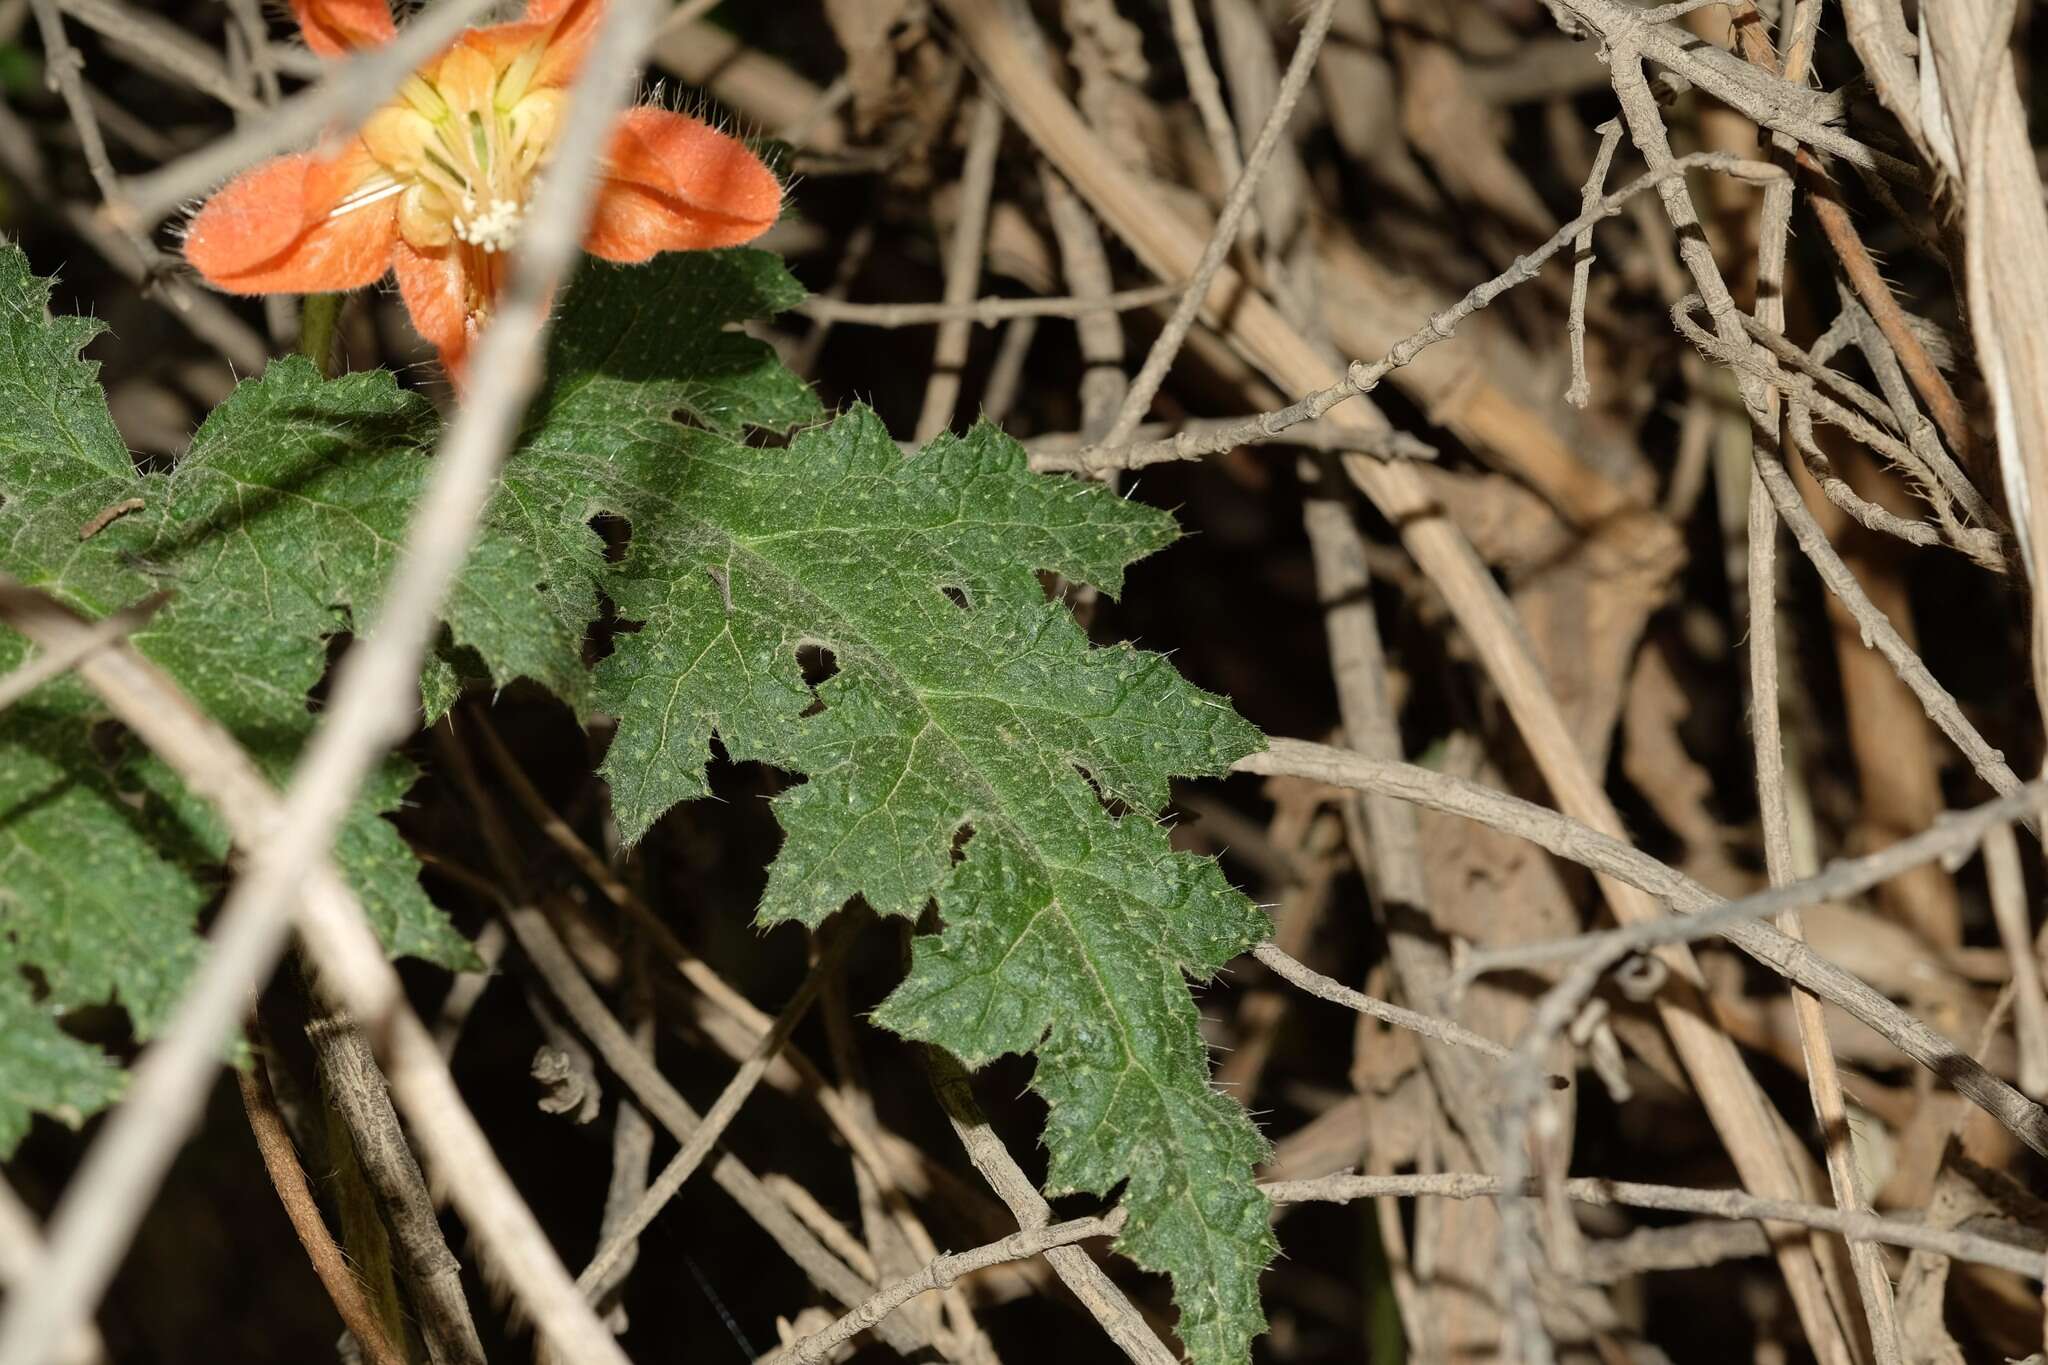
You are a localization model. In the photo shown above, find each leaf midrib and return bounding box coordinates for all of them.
[601,437,1247,1299]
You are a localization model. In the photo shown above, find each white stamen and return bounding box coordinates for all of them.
[452,196,523,253]
[327,176,408,220]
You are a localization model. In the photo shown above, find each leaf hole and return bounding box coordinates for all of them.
[949,822,975,865]
[941,585,971,611]
[1072,763,1132,822]
[592,513,631,565]
[797,642,839,689]
[796,642,838,718]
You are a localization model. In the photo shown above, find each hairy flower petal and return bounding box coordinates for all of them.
[290,0,397,57]
[452,0,597,97]
[583,109,781,263]
[525,0,601,86]
[392,238,476,375]
[183,148,397,294]
[186,0,784,382]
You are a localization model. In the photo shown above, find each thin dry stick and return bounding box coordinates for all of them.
[1249,942,1510,1062]
[1095,0,1339,449]
[798,282,1178,327]
[0,583,631,1365]
[1163,0,1243,192]
[1738,4,1900,1355]
[1564,118,1624,407]
[1985,822,2048,1098]
[305,1004,485,1365]
[764,1175,879,1282]
[1028,416,1435,473]
[575,931,851,1296]
[458,771,989,1325]
[1067,150,1782,473]
[1491,920,1659,1361]
[467,718,957,1279]
[1262,1173,2048,1280]
[0,591,164,712]
[1840,0,1926,158]
[1804,172,1972,470]
[1755,436,2016,796]
[586,996,656,1321]
[30,0,145,216]
[1723,309,1997,552]
[431,918,507,1059]
[0,2,659,1355]
[1039,168,1126,439]
[1299,467,1471,1365]
[1578,1221,1775,1283]
[1837,289,1999,537]
[544,889,982,1293]
[791,219,875,376]
[914,94,1005,441]
[923,1047,1179,1365]
[979,315,1038,423]
[774,1211,1126,1365]
[1209,0,1304,273]
[816,944,947,1354]
[490,898,933,1357]
[465,711,782,1035]
[236,1036,406,1365]
[1236,737,2048,1158]
[222,0,280,103]
[1672,303,1987,561]
[52,0,254,109]
[1752,393,1896,1365]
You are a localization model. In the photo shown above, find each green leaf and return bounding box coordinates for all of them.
[0,247,475,1150]
[0,241,1279,1363]
[0,973,122,1154]
[497,253,1275,1365]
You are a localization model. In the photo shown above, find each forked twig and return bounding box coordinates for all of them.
[1070,150,1783,472]
[574,930,851,1296]
[1250,942,1510,1062]
[1236,737,2048,1159]
[1095,0,1339,448]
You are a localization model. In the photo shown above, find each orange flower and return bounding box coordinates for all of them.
[183,0,783,376]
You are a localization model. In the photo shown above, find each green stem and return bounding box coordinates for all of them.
[299,293,344,377]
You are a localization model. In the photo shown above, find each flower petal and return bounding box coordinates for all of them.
[532,0,601,85]
[184,147,398,294]
[291,0,397,57]
[461,0,599,92]
[392,239,478,377]
[583,108,782,263]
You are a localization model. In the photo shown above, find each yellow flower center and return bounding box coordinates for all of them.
[342,38,564,258]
